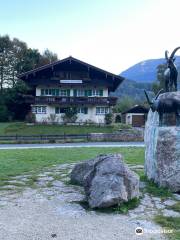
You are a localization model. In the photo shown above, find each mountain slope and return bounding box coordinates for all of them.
[120,56,180,83]
[112,79,153,102]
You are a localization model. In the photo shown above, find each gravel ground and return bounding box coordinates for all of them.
[0,163,171,240]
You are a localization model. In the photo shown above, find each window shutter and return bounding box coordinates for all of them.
[73,89,77,97]
[100,89,103,96]
[84,107,88,114]
[52,89,55,96]
[45,89,48,95]
[67,89,70,96]
[55,89,59,96]
[55,107,59,114]
[88,90,92,96]
[85,90,88,96]
[41,89,44,96]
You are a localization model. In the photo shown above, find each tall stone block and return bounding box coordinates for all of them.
[145,110,180,192]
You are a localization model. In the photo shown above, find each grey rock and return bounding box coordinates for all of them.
[162,209,180,217]
[70,156,102,185]
[82,154,139,208]
[173,193,180,201]
[163,199,177,206]
[139,181,146,189]
[145,104,180,192]
[154,202,165,210]
[52,181,65,187]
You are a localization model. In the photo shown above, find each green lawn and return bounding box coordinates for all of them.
[0,147,144,180]
[0,122,130,135]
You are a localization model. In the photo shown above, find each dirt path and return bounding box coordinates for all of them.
[0,163,176,240]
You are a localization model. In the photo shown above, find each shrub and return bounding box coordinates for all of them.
[112,123,132,130]
[0,105,9,122]
[115,114,121,123]
[25,112,36,123]
[62,108,77,123]
[105,113,113,125]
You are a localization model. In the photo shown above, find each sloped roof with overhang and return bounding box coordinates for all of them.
[18,56,124,91]
[122,105,149,114]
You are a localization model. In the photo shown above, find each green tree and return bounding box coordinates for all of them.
[0,35,59,89]
[113,96,134,113]
[0,35,12,90]
[152,64,166,94]
[39,49,58,66]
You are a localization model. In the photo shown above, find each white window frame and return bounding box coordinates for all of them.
[32,106,47,114]
[60,89,68,96]
[92,89,100,96]
[96,107,109,115]
[77,89,85,97]
[77,107,88,114]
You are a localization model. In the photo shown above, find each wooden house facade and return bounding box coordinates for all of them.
[19,56,124,123]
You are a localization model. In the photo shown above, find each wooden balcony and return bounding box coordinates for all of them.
[25,96,117,106]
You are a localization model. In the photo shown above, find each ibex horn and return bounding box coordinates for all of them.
[165,50,169,60]
[144,90,152,105]
[169,47,180,59]
[155,89,164,100]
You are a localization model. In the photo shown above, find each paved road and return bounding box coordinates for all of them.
[0,142,144,150]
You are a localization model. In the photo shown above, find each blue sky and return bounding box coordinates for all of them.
[1,0,180,73]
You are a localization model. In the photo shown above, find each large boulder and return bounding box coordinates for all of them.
[70,154,139,208]
[70,156,102,185]
[145,102,180,192]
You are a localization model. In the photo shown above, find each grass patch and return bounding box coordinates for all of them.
[0,147,144,181]
[46,181,53,188]
[0,122,126,135]
[140,174,173,199]
[80,198,141,214]
[154,215,180,240]
[167,202,180,212]
[114,197,140,214]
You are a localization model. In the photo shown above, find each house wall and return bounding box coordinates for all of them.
[34,105,108,124]
[34,86,110,123]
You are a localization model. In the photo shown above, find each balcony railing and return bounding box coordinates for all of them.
[25,96,117,106]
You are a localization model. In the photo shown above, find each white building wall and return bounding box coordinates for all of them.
[33,105,107,124]
[36,87,41,96]
[33,86,110,124]
[103,88,108,97]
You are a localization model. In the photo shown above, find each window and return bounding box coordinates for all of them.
[55,107,68,114]
[77,89,85,96]
[77,107,88,114]
[92,89,103,96]
[40,89,70,97]
[55,89,59,96]
[60,90,68,96]
[84,89,92,96]
[32,106,47,114]
[41,89,45,96]
[96,107,109,115]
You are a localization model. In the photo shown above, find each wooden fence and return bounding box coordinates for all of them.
[0,132,144,142]
[0,134,90,141]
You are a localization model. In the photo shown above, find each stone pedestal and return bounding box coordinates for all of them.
[145,110,180,192]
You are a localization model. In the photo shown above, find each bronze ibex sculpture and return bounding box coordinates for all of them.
[144,89,180,126]
[164,47,180,92]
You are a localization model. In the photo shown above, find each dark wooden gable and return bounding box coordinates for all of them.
[18,56,124,91]
[122,105,149,114]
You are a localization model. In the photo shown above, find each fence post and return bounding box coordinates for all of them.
[87,133,89,141]
[16,134,18,140]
